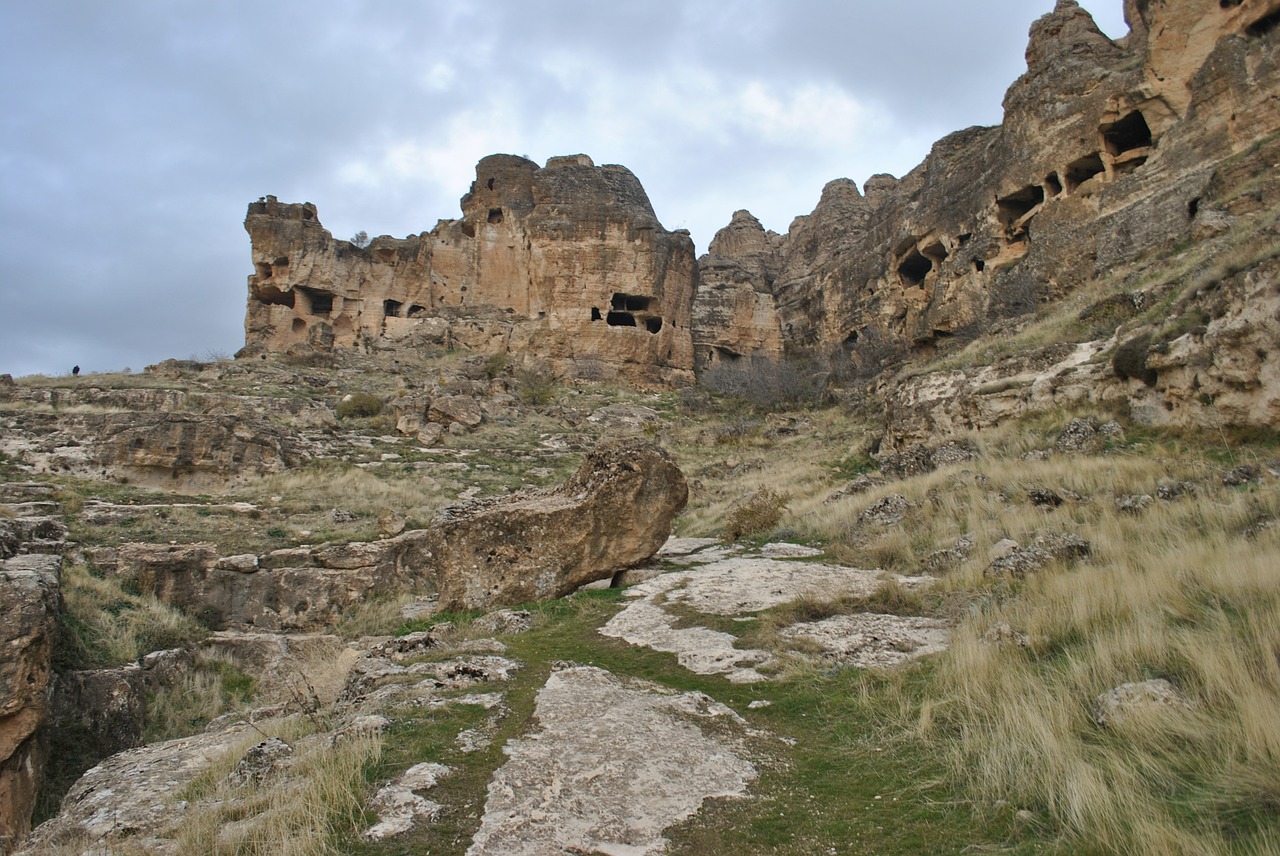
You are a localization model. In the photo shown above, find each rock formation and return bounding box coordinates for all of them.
[0,555,61,852]
[426,438,687,611]
[243,154,697,385]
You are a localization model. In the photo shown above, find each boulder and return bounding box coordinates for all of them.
[1092,679,1192,728]
[0,555,61,852]
[425,438,687,611]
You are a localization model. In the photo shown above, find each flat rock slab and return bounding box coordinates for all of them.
[467,665,755,856]
[781,612,951,669]
[601,555,933,681]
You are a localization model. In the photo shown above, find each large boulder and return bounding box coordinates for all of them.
[0,555,62,852]
[426,439,687,611]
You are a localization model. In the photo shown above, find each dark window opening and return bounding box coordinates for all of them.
[255,286,295,308]
[645,317,663,334]
[1222,0,1243,7]
[486,177,495,190]
[1064,153,1106,192]
[1248,9,1280,36]
[460,221,476,238]
[973,258,986,273]
[1188,197,1201,220]
[898,250,933,286]
[384,300,402,318]
[1101,111,1153,156]
[997,185,1046,230]
[606,311,637,327]
[488,208,504,224]
[300,287,333,316]
[1045,172,1063,197]
[591,307,602,321]
[407,304,426,317]
[611,292,652,312]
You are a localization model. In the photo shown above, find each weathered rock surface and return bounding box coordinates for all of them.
[0,555,61,852]
[425,438,687,611]
[244,153,697,384]
[1092,679,1193,728]
[467,665,755,856]
[693,210,786,372]
[781,613,951,670]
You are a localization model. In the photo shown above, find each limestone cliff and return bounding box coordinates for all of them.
[703,0,1280,435]
[243,154,696,385]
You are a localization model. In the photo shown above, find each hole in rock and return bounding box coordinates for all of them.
[611,293,652,312]
[299,287,333,316]
[974,258,986,272]
[997,185,1045,231]
[486,177,495,190]
[843,330,859,349]
[1248,9,1280,36]
[645,317,663,334]
[255,286,295,308]
[607,311,637,327]
[591,307,602,321]
[1045,173,1063,197]
[460,222,476,238]
[256,262,273,279]
[1064,153,1106,192]
[407,304,426,317]
[1101,111,1153,156]
[898,250,933,286]
[384,300,402,318]
[292,318,306,333]
[1188,197,1201,219]
[488,208,504,224]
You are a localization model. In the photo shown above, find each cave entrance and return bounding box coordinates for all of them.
[1101,111,1153,156]
[299,287,333,317]
[611,293,652,312]
[255,286,295,308]
[898,250,933,287]
[384,300,403,318]
[606,311,637,327]
[997,185,1046,232]
[488,208,504,224]
[1064,153,1106,192]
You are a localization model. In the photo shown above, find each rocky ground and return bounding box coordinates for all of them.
[4,349,1277,855]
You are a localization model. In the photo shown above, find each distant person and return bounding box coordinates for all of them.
[71,365,80,376]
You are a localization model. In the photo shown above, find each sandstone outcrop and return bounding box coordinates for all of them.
[425,438,687,611]
[692,210,785,372]
[0,555,61,852]
[243,154,697,384]
[87,538,427,632]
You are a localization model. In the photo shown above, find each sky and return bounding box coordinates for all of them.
[0,1,1128,378]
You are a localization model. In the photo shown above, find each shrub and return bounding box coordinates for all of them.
[722,487,791,542]
[336,392,383,419]
[483,352,511,380]
[515,366,557,405]
[700,355,834,411]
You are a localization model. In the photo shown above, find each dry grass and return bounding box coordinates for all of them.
[170,718,380,856]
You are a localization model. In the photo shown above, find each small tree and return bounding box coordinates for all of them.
[349,230,371,249]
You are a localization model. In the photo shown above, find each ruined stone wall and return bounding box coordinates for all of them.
[243,154,697,385]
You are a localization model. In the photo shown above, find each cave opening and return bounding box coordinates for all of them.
[606,311,637,327]
[255,286,295,308]
[898,250,933,286]
[486,177,495,190]
[974,258,986,273]
[300,288,333,316]
[488,208,504,224]
[997,185,1046,231]
[645,317,663,334]
[1101,111,1153,156]
[1188,197,1201,220]
[611,293,652,312]
[460,222,476,238]
[1064,153,1106,192]
[384,300,402,318]
[1045,172,1063,197]
[1248,9,1280,36]
[407,304,426,317]
[591,307,602,321]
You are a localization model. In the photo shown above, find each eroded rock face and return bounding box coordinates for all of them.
[426,438,687,611]
[693,210,786,372]
[244,154,697,384]
[0,555,62,852]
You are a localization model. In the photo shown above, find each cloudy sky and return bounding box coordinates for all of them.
[0,1,1127,378]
